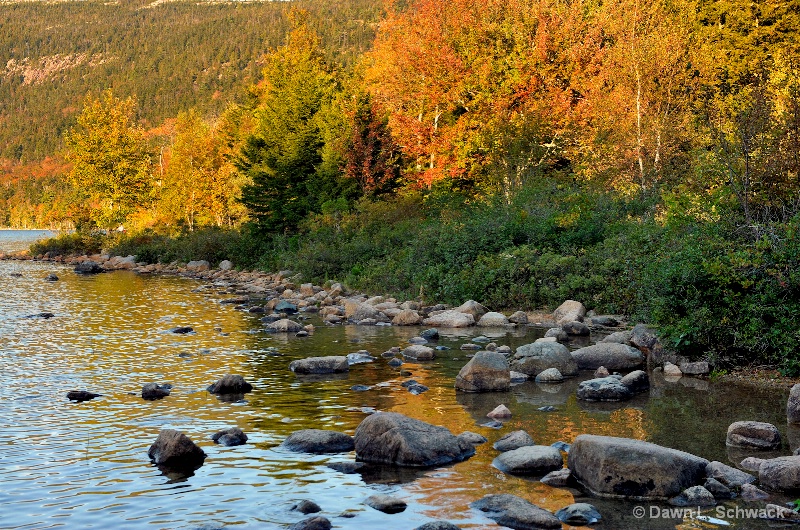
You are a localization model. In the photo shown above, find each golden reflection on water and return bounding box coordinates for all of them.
[1,258,795,529]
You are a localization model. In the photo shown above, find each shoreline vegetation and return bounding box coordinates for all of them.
[1,0,798,378]
[6,190,800,386]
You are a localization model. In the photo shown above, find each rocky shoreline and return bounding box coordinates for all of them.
[9,250,800,528]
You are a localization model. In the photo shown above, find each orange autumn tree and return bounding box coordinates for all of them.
[364,0,595,192]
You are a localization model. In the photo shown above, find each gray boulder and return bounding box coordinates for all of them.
[570,343,644,371]
[494,430,535,452]
[455,351,510,392]
[555,503,602,525]
[576,376,633,402]
[185,260,210,271]
[630,323,660,353]
[291,500,321,514]
[454,300,488,319]
[726,421,781,450]
[147,429,206,467]
[568,434,709,499]
[669,486,715,507]
[470,494,561,530]
[562,321,590,336]
[281,429,354,453]
[289,356,349,374]
[353,412,475,467]
[365,494,407,514]
[508,311,528,324]
[402,345,436,361]
[620,370,649,393]
[477,312,511,327]
[423,310,475,328]
[601,330,633,344]
[207,374,253,394]
[679,361,710,375]
[544,327,569,342]
[510,341,578,377]
[758,456,800,491]
[493,445,564,476]
[344,299,385,321]
[414,522,462,530]
[535,368,564,383]
[705,461,756,488]
[541,468,572,487]
[211,427,248,446]
[553,300,586,326]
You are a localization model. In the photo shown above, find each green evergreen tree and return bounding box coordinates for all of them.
[236,9,353,234]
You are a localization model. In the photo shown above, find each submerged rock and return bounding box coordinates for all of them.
[67,390,101,402]
[354,412,475,467]
[211,427,248,447]
[470,494,561,530]
[289,356,349,374]
[281,429,354,454]
[555,503,602,525]
[365,494,407,514]
[288,516,331,530]
[291,500,321,514]
[141,382,172,400]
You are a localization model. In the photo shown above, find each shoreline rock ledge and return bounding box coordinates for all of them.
[353,412,475,467]
[567,434,708,500]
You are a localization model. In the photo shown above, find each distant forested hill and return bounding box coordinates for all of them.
[0,0,382,161]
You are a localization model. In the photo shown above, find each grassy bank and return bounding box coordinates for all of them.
[29,183,800,375]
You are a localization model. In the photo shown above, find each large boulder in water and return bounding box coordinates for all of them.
[289,356,349,374]
[455,351,510,392]
[470,494,561,530]
[758,456,800,491]
[510,341,578,377]
[568,434,708,499]
[570,343,644,371]
[282,429,354,453]
[148,429,206,468]
[726,421,781,450]
[354,412,475,467]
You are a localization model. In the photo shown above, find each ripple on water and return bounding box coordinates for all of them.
[2,255,797,529]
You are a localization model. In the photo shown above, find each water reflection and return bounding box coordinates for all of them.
[0,255,796,529]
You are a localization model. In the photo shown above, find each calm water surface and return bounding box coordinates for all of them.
[0,231,795,529]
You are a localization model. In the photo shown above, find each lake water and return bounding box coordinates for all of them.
[0,231,796,529]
